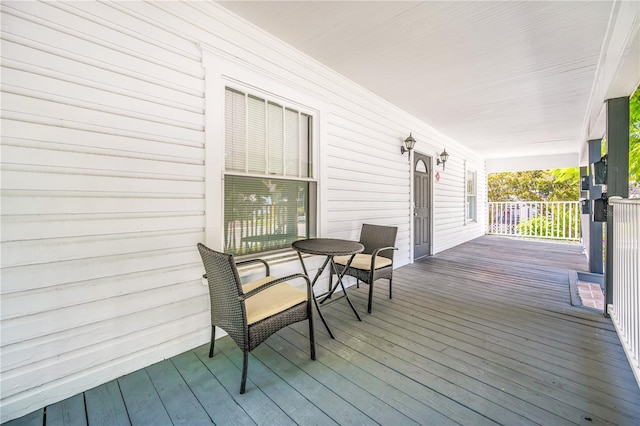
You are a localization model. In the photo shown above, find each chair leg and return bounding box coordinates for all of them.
[368,282,374,313]
[389,277,393,299]
[209,326,216,358]
[240,351,249,394]
[308,303,316,360]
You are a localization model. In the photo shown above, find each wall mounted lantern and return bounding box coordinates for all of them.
[436,149,449,170]
[591,154,607,185]
[400,133,416,155]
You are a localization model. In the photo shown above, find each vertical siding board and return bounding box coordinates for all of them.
[0,0,486,421]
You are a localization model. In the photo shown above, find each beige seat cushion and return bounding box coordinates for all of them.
[334,253,392,270]
[242,276,307,325]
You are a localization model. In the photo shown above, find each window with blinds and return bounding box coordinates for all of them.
[224,87,316,255]
[466,170,477,221]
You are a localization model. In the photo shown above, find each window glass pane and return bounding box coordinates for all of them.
[224,175,310,255]
[224,86,315,255]
[416,159,427,173]
[467,195,476,220]
[268,102,284,175]
[248,95,266,174]
[225,88,246,171]
[285,108,299,176]
[466,170,477,221]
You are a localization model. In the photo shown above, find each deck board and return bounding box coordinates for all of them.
[194,345,294,426]
[275,326,455,426]
[261,332,378,425]
[321,307,576,426]
[145,359,213,425]
[118,369,171,426]
[170,350,255,426]
[6,236,640,425]
[46,394,87,426]
[84,381,130,426]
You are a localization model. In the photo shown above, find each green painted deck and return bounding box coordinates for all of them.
[6,236,640,425]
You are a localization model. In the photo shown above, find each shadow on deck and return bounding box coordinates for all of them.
[7,235,640,425]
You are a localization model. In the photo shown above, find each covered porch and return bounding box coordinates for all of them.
[9,236,639,425]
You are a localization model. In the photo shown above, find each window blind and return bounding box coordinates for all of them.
[223,87,315,255]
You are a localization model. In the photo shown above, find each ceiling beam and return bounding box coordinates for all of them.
[580,0,640,163]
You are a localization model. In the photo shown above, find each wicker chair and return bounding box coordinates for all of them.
[197,243,315,394]
[330,224,398,313]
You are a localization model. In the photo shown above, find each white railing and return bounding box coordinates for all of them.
[487,201,581,241]
[608,197,640,387]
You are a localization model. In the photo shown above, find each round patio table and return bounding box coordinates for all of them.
[292,238,364,338]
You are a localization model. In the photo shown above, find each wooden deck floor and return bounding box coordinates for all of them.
[7,236,640,425]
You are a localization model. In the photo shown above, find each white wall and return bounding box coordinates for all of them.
[0,1,486,421]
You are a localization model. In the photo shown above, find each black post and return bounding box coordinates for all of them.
[604,97,630,311]
[588,139,603,274]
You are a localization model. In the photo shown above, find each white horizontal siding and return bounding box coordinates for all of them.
[432,154,487,253]
[0,0,487,421]
[0,0,206,421]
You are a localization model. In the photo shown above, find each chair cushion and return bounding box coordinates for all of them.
[242,276,307,325]
[334,253,392,270]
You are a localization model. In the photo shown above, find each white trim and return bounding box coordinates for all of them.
[201,49,226,250]
[409,149,415,262]
[411,150,434,261]
[199,46,327,248]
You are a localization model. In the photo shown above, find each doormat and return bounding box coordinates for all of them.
[568,271,604,311]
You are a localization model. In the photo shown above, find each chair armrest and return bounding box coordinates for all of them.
[369,246,398,269]
[241,273,312,300]
[235,258,270,276]
[202,258,270,280]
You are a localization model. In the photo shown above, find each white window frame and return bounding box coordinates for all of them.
[466,168,477,223]
[201,48,325,253]
[222,85,317,256]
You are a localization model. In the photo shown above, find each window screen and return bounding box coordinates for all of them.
[224,87,315,255]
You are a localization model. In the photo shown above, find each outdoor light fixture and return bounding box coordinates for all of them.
[400,133,416,155]
[591,154,607,185]
[436,149,449,170]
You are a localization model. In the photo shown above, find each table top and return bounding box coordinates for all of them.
[292,238,364,256]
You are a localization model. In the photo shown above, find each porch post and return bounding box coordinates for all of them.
[604,97,630,309]
[588,139,603,274]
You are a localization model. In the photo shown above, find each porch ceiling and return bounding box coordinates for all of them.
[217,1,639,169]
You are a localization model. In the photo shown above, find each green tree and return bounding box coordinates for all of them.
[490,90,639,201]
[517,213,579,239]
[629,89,639,184]
[488,169,579,202]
